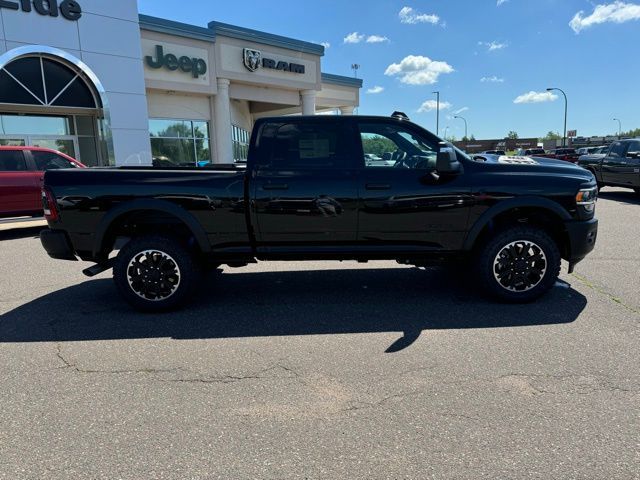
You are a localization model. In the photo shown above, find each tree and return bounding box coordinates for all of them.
[543,131,562,140]
[618,128,640,138]
[362,136,396,157]
[507,131,519,139]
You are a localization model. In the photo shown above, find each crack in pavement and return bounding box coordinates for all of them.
[571,272,640,317]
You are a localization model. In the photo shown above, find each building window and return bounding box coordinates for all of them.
[232,125,250,163]
[149,119,211,167]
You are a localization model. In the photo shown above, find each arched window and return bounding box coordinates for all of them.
[0,55,100,109]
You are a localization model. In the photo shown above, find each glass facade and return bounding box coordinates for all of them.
[149,119,211,167]
[232,124,250,162]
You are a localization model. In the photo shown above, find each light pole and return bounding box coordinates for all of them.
[547,87,567,147]
[432,91,440,136]
[443,126,450,140]
[454,115,468,139]
[613,118,622,138]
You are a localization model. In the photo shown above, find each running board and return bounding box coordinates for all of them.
[83,259,115,277]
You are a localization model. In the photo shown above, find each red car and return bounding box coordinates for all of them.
[0,147,85,218]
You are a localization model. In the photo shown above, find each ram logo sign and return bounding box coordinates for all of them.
[243,49,262,72]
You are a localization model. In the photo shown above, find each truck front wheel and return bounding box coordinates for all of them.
[113,235,197,312]
[475,226,561,303]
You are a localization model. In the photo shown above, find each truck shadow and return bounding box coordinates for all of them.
[0,225,46,241]
[598,190,640,205]
[0,267,587,352]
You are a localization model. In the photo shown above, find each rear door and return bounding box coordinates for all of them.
[0,150,40,216]
[252,120,359,250]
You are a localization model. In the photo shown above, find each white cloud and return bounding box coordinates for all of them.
[366,35,390,43]
[399,6,441,25]
[366,86,385,94]
[569,1,640,33]
[481,75,505,83]
[385,55,454,85]
[418,100,452,113]
[344,32,365,44]
[513,91,558,104]
[497,0,509,5]
[452,107,469,115]
[320,42,331,49]
[478,40,507,51]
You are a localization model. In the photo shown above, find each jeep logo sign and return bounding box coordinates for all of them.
[242,48,305,74]
[146,45,207,79]
[0,0,82,21]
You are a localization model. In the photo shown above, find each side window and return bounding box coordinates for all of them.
[359,122,438,170]
[268,122,350,169]
[0,150,28,171]
[32,151,74,170]
[626,141,640,156]
[608,142,628,159]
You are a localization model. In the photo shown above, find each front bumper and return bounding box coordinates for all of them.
[40,229,77,261]
[565,218,598,272]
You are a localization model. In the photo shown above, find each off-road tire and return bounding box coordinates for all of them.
[475,226,561,303]
[113,235,197,312]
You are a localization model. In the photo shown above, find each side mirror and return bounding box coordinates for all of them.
[436,143,462,174]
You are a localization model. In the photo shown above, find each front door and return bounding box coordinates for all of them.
[601,141,630,186]
[356,120,472,251]
[253,120,359,251]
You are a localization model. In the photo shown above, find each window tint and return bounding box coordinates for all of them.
[359,122,438,169]
[0,151,28,171]
[32,151,75,170]
[267,123,350,169]
[627,141,640,154]
[608,142,628,158]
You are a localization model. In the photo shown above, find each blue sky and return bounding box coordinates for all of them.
[138,0,640,140]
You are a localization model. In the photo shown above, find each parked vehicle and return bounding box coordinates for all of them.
[546,148,580,163]
[577,146,608,164]
[0,146,84,218]
[576,146,607,156]
[40,114,598,311]
[516,148,546,157]
[578,139,640,194]
[479,150,506,156]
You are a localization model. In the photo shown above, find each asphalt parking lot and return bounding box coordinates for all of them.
[0,188,638,479]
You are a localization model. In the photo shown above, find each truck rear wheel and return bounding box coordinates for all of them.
[113,235,197,312]
[475,226,561,303]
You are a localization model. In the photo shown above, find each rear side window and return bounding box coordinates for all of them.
[263,122,352,169]
[0,150,28,171]
[32,151,75,170]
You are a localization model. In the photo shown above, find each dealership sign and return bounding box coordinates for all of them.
[243,48,305,74]
[146,45,207,79]
[0,0,82,21]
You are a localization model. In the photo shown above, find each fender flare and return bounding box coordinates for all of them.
[93,198,211,256]
[462,196,571,251]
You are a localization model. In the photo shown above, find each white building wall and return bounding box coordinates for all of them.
[146,92,211,121]
[0,0,152,166]
[230,100,252,131]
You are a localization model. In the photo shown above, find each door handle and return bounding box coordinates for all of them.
[365,183,391,190]
[262,183,289,190]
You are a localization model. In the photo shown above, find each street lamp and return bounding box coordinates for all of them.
[547,87,567,147]
[613,118,622,138]
[443,126,450,140]
[432,91,440,136]
[454,115,468,139]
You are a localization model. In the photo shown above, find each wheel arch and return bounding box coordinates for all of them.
[93,199,211,258]
[463,197,571,254]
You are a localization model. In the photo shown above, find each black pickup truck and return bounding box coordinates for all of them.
[577,138,640,195]
[40,114,599,311]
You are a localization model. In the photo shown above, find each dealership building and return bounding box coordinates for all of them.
[0,0,362,166]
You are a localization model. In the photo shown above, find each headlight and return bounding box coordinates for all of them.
[576,187,597,214]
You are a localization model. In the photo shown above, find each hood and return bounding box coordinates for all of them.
[473,154,595,182]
